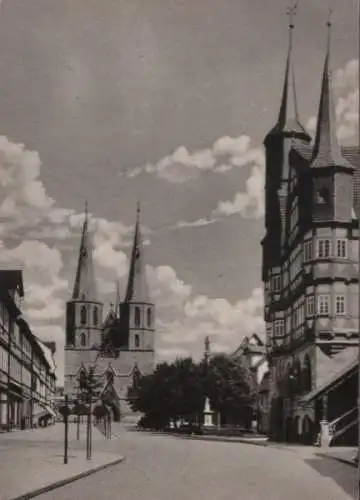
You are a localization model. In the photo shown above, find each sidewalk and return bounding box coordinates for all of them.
[0,422,124,500]
[169,430,358,467]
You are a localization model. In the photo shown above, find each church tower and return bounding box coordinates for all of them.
[64,203,104,394]
[119,203,155,356]
[262,5,311,276]
[310,16,355,223]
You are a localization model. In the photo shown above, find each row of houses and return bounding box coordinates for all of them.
[0,270,58,431]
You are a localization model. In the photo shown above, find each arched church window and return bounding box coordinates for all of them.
[80,306,87,325]
[147,308,152,327]
[93,307,98,326]
[80,333,86,347]
[134,334,140,348]
[135,307,141,327]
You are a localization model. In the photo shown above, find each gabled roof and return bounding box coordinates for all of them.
[35,337,57,374]
[0,269,24,297]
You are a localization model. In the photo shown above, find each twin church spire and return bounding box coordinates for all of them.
[311,12,353,169]
[72,201,150,312]
[72,201,98,303]
[269,4,347,161]
[272,2,310,141]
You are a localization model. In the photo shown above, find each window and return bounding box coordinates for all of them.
[134,307,141,327]
[134,334,140,348]
[274,320,284,337]
[304,240,313,261]
[93,307,98,326]
[317,239,331,258]
[80,306,87,325]
[306,296,315,316]
[317,295,330,315]
[272,275,281,292]
[147,308,152,327]
[336,239,347,259]
[335,295,346,315]
[316,187,330,204]
[80,333,86,347]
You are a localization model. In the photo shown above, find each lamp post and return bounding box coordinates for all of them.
[358,210,360,497]
[63,394,69,465]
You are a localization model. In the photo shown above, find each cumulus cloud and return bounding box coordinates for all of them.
[119,134,264,184]
[179,58,359,227]
[306,58,358,142]
[0,239,69,324]
[147,265,263,359]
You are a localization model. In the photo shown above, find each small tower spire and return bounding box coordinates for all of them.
[311,12,353,169]
[72,202,98,301]
[114,280,121,318]
[267,2,309,141]
[204,336,210,363]
[124,202,150,303]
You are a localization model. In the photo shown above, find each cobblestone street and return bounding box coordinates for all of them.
[36,425,357,500]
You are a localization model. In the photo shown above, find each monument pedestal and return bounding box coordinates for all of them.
[203,397,215,427]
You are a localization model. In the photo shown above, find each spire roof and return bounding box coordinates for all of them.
[124,202,151,303]
[311,13,354,169]
[114,280,121,318]
[267,3,310,141]
[72,202,98,302]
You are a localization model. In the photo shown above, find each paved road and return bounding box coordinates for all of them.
[38,426,357,500]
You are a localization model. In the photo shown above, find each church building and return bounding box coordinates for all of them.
[64,203,156,418]
[262,14,360,446]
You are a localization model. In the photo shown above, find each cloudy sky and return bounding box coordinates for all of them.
[0,0,358,384]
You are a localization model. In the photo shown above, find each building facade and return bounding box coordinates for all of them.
[0,270,57,431]
[262,20,360,444]
[64,204,156,418]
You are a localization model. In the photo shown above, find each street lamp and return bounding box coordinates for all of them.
[357,209,360,498]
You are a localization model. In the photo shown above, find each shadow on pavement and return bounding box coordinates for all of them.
[304,456,357,499]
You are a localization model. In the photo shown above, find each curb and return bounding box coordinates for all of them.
[317,453,357,469]
[9,456,125,500]
[176,434,270,446]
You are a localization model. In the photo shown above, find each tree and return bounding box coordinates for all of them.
[171,358,204,423]
[127,358,204,428]
[77,366,103,405]
[204,354,257,428]
[127,354,256,431]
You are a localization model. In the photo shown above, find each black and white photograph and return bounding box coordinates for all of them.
[0,0,359,498]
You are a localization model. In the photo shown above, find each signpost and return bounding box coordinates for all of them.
[63,394,69,465]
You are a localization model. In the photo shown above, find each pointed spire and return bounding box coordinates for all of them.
[114,280,121,318]
[267,2,310,141]
[124,202,151,303]
[72,202,98,302]
[311,12,354,169]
